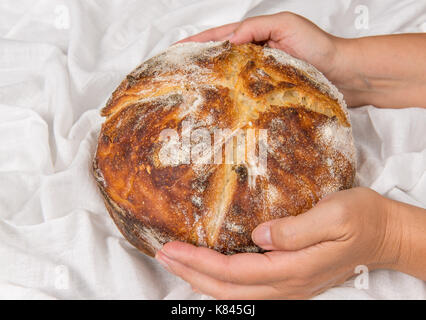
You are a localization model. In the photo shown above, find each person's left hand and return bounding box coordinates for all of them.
[155,187,403,299]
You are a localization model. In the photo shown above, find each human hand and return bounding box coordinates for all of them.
[155,187,404,299]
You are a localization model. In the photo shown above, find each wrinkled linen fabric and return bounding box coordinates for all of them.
[0,0,425,299]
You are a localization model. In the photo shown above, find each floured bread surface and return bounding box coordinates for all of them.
[93,41,356,257]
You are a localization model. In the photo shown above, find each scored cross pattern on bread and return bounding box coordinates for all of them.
[93,41,356,256]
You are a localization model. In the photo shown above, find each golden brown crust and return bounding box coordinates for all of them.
[93,41,356,257]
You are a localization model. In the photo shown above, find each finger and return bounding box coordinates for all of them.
[252,200,346,251]
[228,14,283,44]
[176,22,240,43]
[155,250,278,299]
[158,241,294,285]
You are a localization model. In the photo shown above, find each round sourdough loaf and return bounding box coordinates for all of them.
[93,41,356,257]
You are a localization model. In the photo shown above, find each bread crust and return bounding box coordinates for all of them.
[93,41,356,257]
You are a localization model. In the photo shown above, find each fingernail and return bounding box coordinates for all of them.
[155,251,173,272]
[252,224,272,246]
[160,245,174,259]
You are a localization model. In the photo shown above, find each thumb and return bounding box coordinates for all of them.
[251,201,344,251]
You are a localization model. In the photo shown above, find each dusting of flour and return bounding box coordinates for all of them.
[262,47,350,124]
[112,41,357,255]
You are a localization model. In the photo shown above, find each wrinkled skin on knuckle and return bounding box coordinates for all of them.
[326,198,354,232]
[272,216,299,247]
[270,223,288,248]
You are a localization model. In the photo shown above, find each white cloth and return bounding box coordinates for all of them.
[0,0,425,300]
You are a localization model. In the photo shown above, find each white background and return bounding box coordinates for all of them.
[0,0,425,299]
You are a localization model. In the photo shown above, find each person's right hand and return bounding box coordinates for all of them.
[178,12,345,93]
